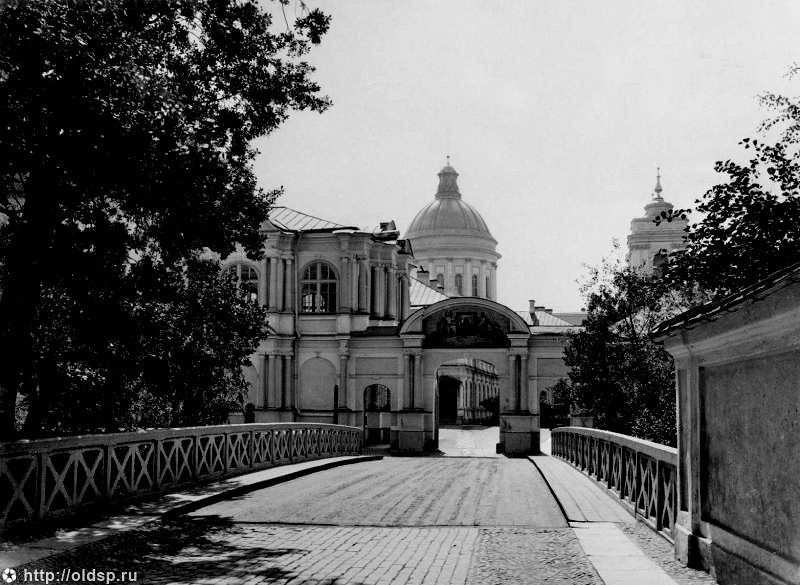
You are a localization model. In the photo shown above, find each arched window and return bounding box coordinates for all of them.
[301,261,337,313]
[471,274,478,296]
[540,390,549,405]
[223,263,259,303]
[455,273,463,295]
[652,249,668,277]
[436,273,444,290]
[364,384,391,411]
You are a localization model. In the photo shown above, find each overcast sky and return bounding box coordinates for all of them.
[254,1,800,311]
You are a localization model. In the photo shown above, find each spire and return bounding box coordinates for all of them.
[653,167,663,201]
[436,159,461,199]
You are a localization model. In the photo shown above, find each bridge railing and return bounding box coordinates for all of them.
[551,426,677,541]
[0,423,362,529]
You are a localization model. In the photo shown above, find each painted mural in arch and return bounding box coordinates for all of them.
[422,305,510,348]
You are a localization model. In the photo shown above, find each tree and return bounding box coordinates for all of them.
[562,254,678,446]
[0,0,330,437]
[660,70,800,296]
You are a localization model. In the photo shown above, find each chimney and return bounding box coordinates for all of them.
[545,308,553,314]
[528,300,536,315]
[417,268,429,283]
[534,305,545,311]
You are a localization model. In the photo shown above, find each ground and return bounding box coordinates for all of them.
[9,428,716,585]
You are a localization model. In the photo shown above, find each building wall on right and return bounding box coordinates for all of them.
[660,270,800,585]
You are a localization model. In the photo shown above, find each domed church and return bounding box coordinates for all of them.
[225,161,581,454]
[405,160,500,299]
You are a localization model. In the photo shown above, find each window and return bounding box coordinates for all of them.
[455,273,463,295]
[436,273,444,290]
[485,276,490,299]
[223,263,259,303]
[471,274,478,296]
[301,261,337,313]
[364,384,391,411]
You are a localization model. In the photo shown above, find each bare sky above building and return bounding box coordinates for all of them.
[254,0,800,311]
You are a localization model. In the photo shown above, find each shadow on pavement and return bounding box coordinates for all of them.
[14,516,308,584]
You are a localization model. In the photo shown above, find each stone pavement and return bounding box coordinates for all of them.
[437,425,500,457]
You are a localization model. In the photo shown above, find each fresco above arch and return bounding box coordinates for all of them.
[422,304,510,348]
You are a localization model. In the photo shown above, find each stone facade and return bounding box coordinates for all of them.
[226,164,578,455]
[656,262,800,585]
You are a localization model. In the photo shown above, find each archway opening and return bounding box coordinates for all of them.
[362,384,391,446]
[434,357,500,456]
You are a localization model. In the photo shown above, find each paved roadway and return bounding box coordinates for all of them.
[21,429,606,585]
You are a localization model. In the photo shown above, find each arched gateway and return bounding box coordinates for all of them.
[399,297,539,454]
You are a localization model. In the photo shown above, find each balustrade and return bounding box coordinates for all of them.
[0,423,362,528]
[551,427,677,541]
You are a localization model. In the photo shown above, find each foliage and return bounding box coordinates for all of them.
[659,68,800,296]
[562,257,678,446]
[0,0,330,438]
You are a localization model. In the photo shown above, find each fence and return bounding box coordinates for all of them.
[0,423,362,528]
[551,426,677,540]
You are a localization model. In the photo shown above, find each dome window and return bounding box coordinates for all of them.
[471,274,478,297]
[455,273,463,295]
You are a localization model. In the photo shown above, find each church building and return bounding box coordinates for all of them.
[226,162,581,454]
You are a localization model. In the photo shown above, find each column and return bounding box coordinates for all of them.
[339,351,349,408]
[268,258,278,311]
[413,351,423,410]
[400,274,411,320]
[372,265,384,318]
[387,267,398,319]
[351,258,359,310]
[261,354,269,408]
[286,354,295,412]
[364,260,373,314]
[520,354,529,413]
[276,355,285,408]
[255,354,266,408]
[357,257,369,313]
[275,259,285,311]
[285,258,294,310]
[508,353,517,412]
[267,354,278,407]
[259,260,268,307]
[339,256,351,313]
[490,265,497,300]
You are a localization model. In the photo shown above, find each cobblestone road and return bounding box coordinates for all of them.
[17,458,603,584]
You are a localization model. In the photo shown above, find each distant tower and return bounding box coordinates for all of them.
[627,169,687,273]
[405,161,500,299]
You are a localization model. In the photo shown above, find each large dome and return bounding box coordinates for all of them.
[405,165,495,241]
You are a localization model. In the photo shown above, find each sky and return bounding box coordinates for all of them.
[254,1,800,312]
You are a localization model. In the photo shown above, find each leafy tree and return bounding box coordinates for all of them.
[0,0,330,438]
[660,70,800,296]
[563,256,678,446]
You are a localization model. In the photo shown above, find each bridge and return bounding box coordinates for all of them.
[1,423,712,585]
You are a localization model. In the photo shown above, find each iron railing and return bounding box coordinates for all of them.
[551,426,677,541]
[0,423,362,528]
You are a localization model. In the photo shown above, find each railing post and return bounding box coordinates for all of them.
[153,437,162,492]
[655,459,664,531]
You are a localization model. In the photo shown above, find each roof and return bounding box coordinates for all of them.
[553,312,587,326]
[409,277,449,307]
[516,310,579,328]
[404,165,495,242]
[267,206,358,233]
[652,261,800,338]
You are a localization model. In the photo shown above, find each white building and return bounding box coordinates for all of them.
[227,162,579,454]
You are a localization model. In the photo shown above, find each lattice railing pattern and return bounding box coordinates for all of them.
[0,423,361,528]
[551,427,677,541]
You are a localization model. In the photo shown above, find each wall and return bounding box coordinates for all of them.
[662,280,800,585]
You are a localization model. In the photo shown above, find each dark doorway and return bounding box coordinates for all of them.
[438,375,460,424]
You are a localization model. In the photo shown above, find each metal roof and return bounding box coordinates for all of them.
[409,277,449,307]
[516,310,578,328]
[267,206,358,232]
[652,260,800,338]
